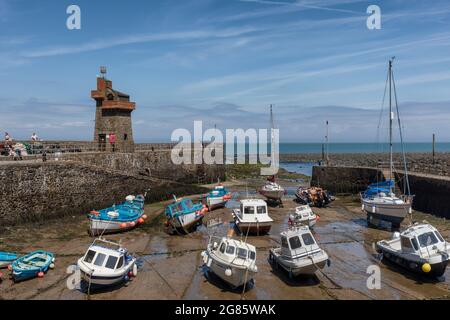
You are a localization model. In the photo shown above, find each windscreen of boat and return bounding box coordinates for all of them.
[249,251,256,260]
[117,256,124,269]
[289,236,302,250]
[244,206,255,214]
[94,253,107,267]
[302,233,316,246]
[281,237,289,248]
[105,255,118,269]
[401,236,415,250]
[418,232,439,248]
[84,250,96,263]
[257,206,266,214]
[237,248,248,259]
[435,231,445,242]
[226,245,235,255]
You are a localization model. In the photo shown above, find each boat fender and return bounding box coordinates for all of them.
[392,232,400,240]
[138,218,144,224]
[132,264,138,277]
[125,275,130,281]
[52,257,55,263]
[316,215,320,221]
[361,204,365,211]
[37,271,44,278]
[120,223,127,229]
[7,264,12,271]
[422,263,431,273]
[142,214,148,220]
[49,263,55,269]
[225,268,232,277]
[372,206,376,213]
[129,221,136,227]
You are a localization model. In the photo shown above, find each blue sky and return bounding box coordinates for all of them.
[1,0,450,142]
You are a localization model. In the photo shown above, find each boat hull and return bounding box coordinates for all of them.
[89,218,141,236]
[269,249,328,276]
[235,220,272,235]
[259,190,284,200]
[376,245,448,278]
[206,257,256,288]
[167,212,204,234]
[207,197,227,210]
[362,199,411,227]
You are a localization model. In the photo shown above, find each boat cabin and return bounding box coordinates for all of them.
[280,226,321,258]
[235,199,271,221]
[82,240,129,272]
[212,238,257,264]
[294,205,316,220]
[398,224,447,254]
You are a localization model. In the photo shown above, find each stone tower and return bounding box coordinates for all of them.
[91,71,135,153]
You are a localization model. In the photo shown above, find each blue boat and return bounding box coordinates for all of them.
[88,194,147,236]
[11,250,55,282]
[204,185,231,210]
[362,180,395,198]
[165,196,207,234]
[0,252,18,268]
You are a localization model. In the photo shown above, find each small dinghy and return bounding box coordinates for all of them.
[0,252,18,269]
[288,205,318,228]
[165,196,207,234]
[88,194,147,236]
[11,250,55,282]
[77,238,137,288]
[269,225,329,278]
[201,234,258,289]
[375,223,450,278]
[232,199,273,235]
[204,185,231,210]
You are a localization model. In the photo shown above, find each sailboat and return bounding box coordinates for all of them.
[361,58,413,229]
[259,105,285,204]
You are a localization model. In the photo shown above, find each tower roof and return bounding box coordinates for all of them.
[91,77,136,111]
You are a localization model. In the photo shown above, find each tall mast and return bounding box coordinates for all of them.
[270,104,275,165]
[325,120,329,166]
[389,59,394,191]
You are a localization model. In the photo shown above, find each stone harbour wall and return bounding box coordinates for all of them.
[0,161,210,225]
[281,152,450,177]
[311,165,450,219]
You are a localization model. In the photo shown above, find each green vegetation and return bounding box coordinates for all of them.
[226,163,310,181]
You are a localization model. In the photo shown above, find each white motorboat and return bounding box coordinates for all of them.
[77,238,137,288]
[259,181,285,201]
[269,225,329,278]
[361,59,414,229]
[375,223,450,278]
[232,199,273,235]
[288,205,318,228]
[201,236,258,288]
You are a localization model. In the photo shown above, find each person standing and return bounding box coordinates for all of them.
[109,132,116,152]
[31,132,39,142]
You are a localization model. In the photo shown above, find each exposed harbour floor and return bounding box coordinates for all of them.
[1,179,450,300]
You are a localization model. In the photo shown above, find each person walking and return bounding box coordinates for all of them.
[109,132,116,152]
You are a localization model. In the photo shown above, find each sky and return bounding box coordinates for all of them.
[1,0,450,143]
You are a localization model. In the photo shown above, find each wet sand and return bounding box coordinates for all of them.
[1,180,450,300]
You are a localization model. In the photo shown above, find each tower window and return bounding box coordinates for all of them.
[124,134,128,141]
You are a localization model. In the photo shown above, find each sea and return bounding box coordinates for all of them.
[221,142,450,154]
[275,142,450,154]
